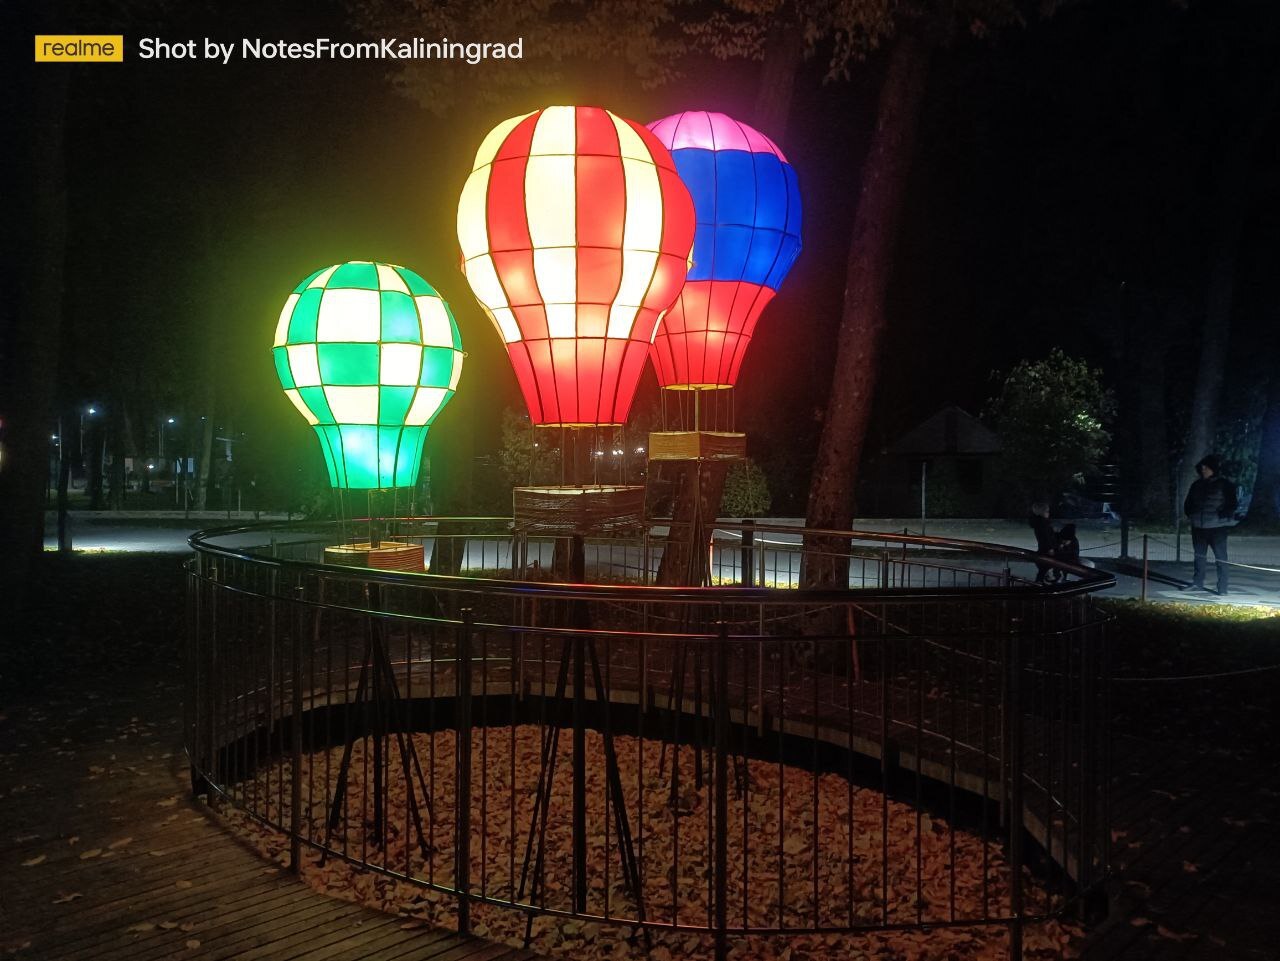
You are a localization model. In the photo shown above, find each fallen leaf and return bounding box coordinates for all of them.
[175,880,193,889]
[160,921,179,930]
[21,855,47,867]
[79,848,102,860]
[67,836,80,845]
[1182,861,1198,874]
[109,837,133,850]
[157,797,177,807]
[185,940,201,950]
[126,923,155,933]
[1130,917,1152,928]
[52,892,84,904]
[1156,926,1197,942]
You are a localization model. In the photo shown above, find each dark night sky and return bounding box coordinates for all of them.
[9,0,1279,512]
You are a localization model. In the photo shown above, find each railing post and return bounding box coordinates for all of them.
[713,618,729,961]
[455,607,474,934]
[1006,611,1025,961]
[741,520,755,588]
[1079,606,1098,915]
[572,631,587,913]
[758,530,767,588]
[1141,535,1149,604]
[290,581,305,873]
[201,562,219,806]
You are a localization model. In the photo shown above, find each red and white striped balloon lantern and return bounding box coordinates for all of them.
[457,105,696,426]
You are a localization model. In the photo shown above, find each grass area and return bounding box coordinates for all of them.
[1099,597,1279,750]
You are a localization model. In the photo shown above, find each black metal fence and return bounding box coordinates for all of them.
[186,520,1112,960]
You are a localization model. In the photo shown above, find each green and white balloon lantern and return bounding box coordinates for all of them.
[272,261,464,490]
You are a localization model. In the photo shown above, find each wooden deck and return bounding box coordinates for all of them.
[0,665,537,961]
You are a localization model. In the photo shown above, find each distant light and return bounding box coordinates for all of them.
[635,447,645,453]
[87,407,97,415]
[167,417,175,424]
[51,434,58,440]
[147,463,154,470]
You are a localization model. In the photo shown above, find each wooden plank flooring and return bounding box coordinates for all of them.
[0,676,537,961]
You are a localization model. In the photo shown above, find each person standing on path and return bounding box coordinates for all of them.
[1183,454,1238,594]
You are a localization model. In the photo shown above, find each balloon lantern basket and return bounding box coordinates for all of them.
[512,486,646,536]
[322,542,426,572]
[647,430,746,462]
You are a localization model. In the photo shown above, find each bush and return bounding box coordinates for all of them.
[985,348,1113,507]
[720,459,771,517]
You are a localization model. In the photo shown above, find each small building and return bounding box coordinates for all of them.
[861,405,1003,517]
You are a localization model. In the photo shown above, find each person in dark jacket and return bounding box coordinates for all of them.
[1183,454,1238,594]
[1055,523,1081,566]
[1028,501,1056,583]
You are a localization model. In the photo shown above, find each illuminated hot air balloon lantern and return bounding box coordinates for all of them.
[646,110,802,433]
[457,105,695,552]
[644,111,802,584]
[272,261,464,569]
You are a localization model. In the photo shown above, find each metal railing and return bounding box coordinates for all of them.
[185,519,1112,960]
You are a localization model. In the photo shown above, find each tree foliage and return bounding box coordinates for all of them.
[984,348,1114,505]
[497,407,559,490]
[349,0,690,113]
[720,458,772,516]
[687,0,1031,79]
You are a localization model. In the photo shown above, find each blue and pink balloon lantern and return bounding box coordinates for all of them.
[646,110,802,390]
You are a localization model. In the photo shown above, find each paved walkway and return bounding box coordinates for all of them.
[41,512,1280,610]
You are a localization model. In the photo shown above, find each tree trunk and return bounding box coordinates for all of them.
[0,59,69,602]
[87,415,105,509]
[1247,374,1280,527]
[801,34,931,589]
[194,394,215,510]
[1184,224,1238,470]
[1183,72,1278,468]
[655,460,730,586]
[56,422,73,552]
[1136,343,1171,519]
[753,18,804,139]
[106,401,127,510]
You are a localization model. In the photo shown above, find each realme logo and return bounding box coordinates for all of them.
[35,35,124,62]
